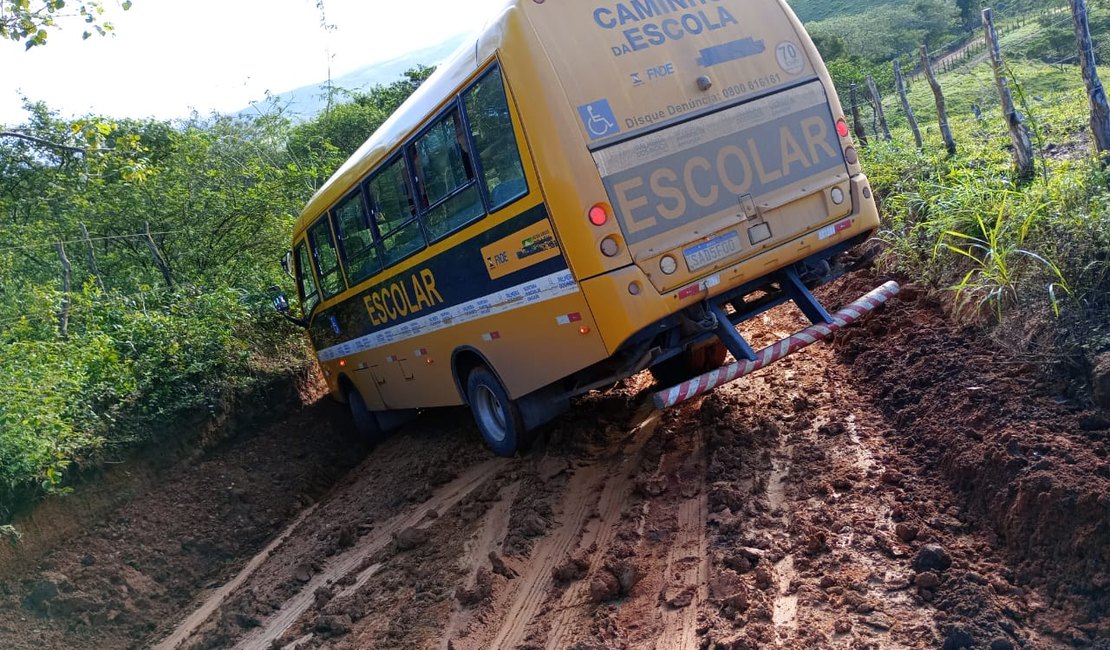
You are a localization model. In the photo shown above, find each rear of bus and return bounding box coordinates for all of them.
[512,0,882,378]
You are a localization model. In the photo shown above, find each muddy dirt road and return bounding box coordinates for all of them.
[0,273,1106,649]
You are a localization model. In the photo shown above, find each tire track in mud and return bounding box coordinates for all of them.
[152,504,321,650]
[234,459,500,649]
[158,457,502,650]
[438,480,521,648]
[649,420,709,650]
[484,402,661,650]
[542,405,667,650]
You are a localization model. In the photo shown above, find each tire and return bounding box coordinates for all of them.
[347,386,382,443]
[650,340,728,386]
[466,366,523,457]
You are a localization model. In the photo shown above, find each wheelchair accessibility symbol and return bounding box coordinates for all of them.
[577,99,621,140]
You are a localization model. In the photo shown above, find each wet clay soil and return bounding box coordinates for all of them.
[0,272,1106,650]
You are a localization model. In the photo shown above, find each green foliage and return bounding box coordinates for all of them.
[788,0,900,23]
[286,65,436,186]
[0,285,295,518]
[865,73,1110,338]
[0,67,433,519]
[808,0,959,62]
[0,0,133,49]
[1013,4,1110,65]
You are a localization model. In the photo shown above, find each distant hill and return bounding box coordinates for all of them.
[240,35,467,121]
[786,0,898,22]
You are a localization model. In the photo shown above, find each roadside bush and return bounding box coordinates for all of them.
[0,285,299,519]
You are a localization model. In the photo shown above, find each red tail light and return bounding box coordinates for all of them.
[836,119,850,138]
[588,205,609,227]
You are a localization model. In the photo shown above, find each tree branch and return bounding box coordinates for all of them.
[0,131,88,154]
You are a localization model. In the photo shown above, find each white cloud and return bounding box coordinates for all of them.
[0,0,509,125]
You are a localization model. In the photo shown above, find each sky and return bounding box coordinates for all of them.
[0,0,510,126]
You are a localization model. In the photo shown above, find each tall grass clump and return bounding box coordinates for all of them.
[865,74,1110,385]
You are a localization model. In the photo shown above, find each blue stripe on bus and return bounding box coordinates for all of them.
[308,204,568,352]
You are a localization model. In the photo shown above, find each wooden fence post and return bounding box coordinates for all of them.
[78,222,105,291]
[55,242,71,340]
[143,222,175,288]
[920,45,957,155]
[849,83,869,146]
[866,75,893,141]
[983,8,1036,180]
[894,61,924,149]
[1069,0,1110,163]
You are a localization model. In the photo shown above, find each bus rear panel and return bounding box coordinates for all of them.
[520,0,879,358]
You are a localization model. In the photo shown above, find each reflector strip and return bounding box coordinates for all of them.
[414,348,428,357]
[653,281,901,410]
[481,332,502,342]
[317,270,578,362]
[385,355,398,363]
[819,219,853,241]
[556,313,583,326]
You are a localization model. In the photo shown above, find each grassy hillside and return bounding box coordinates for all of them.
[789,0,1057,23]
[786,0,896,22]
[863,53,1110,390]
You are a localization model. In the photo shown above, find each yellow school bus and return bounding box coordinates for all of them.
[275,0,882,455]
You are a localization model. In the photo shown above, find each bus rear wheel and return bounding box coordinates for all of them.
[466,367,523,457]
[347,386,382,443]
[650,340,728,386]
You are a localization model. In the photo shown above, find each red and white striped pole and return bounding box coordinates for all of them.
[653,281,901,410]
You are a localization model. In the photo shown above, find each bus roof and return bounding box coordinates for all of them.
[294,0,518,235]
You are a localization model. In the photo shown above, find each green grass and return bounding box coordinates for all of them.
[861,59,1110,369]
[786,0,898,22]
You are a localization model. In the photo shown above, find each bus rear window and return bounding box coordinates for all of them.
[464,65,527,209]
[309,219,345,299]
[294,242,320,315]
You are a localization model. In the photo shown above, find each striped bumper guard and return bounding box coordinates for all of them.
[653,281,901,410]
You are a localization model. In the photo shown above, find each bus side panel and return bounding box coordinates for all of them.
[308,204,608,407]
[345,290,604,407]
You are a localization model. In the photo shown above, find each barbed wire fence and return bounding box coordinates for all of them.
[846,0,1109,172]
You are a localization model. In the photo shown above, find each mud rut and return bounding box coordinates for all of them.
[0,275,1106,650]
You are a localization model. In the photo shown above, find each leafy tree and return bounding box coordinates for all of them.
[0,66,433,516]
[287,65,436,186]
[0,0,133,49]
[956,0,982,30]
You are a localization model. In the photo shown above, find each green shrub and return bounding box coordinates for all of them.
[0,285,300,518]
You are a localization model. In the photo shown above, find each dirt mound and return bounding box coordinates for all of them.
[827,274,1110,644]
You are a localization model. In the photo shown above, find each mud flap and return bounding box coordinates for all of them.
[653,281,901,409]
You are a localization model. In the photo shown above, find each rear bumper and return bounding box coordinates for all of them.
[652,281,900,409]
[581,173,880,357]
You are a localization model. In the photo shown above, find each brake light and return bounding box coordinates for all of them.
[589,205,609,227]
[836,119,850,138]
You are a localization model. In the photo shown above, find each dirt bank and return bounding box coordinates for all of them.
[0,273,1106,650]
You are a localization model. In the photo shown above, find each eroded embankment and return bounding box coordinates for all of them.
[827,274,1110,643]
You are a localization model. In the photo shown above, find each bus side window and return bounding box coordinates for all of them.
[309,218,346,299]
[411,109,485,241]
[333,189,382,285]
[464,64,527,210]
[368,157,426,266]
[294,241,320,316]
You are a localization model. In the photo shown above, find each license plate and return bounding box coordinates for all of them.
[684,232,742,272]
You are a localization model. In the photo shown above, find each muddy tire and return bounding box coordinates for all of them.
[650,340,728,386]
[466,367,523,457]
[347,387,382,443]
